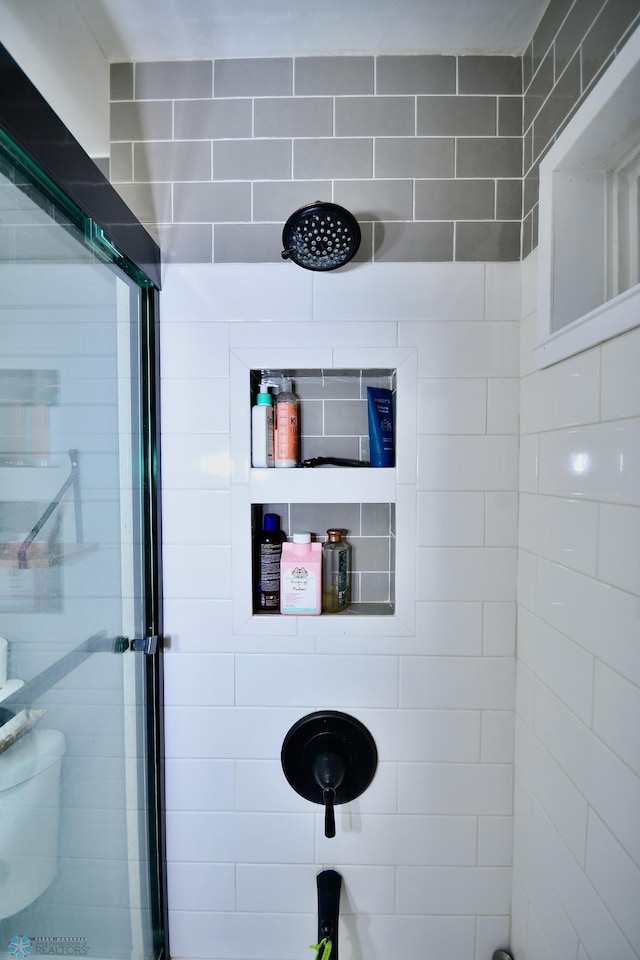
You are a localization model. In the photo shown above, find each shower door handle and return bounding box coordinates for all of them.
[115,636,158,655]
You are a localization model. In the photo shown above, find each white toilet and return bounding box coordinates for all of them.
[0,726,66,919]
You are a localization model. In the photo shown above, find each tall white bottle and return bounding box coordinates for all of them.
[251,384,274,468]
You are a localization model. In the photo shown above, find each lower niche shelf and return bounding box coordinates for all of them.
[252,501,396,617]
[253,601,395,618]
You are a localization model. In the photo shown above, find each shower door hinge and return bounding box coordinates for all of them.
[115,635,158,655]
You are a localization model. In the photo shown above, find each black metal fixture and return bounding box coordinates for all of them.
[281,202,361,271]
[281,710,378,837]
[316,869,342,960]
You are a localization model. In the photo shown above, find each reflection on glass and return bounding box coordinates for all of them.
[0,142,157,957]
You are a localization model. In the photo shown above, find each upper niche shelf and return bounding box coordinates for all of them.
[250,466,396,504]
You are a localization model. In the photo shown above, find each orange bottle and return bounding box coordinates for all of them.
[274,378,299,468]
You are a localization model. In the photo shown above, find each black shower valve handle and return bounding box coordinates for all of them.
[322,786,336,838]
[313,749,345,838]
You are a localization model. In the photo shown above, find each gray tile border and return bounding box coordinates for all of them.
[524,49,554,131]
[110,62,133,101]
[157,223,213,263]
[455,221,521,261]
[295,56,374,95]
[336,97,415,137]
[214,222,283,262]
[522,208,535,260]
[523,169,539,218]
[498,97,523,137]
[212,139,292,181]
[458,56,522,95]
[375,138,454,178]
[415,179,495,220]
[134,141,212,182]
[496,180,523,221]
[352,221,374,263]
[135,60,213,100]
[110,142,133,182]
[174,99,253,140]
[173,182,251,223]
[532,53,580,165]
[417,96,496,136]
[113,181,173,224]
[374,221,454,261]
[523,128,534,177]
[531,0,574,70]
[294,138,373,180]
[582,0,640,90]
[254,98,333,138]
[333,179,414,221]
[214,58,292,97]
[554,0,603,77]
[456,138,522,179]
[376,55,456,94]
[108,22,637,265]
[252,181,333,222]
[110,101,173,142]
[522,41,534,91]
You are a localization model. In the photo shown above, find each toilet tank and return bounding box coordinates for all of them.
[0,727,66,919]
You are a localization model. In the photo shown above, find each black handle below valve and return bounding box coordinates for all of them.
[322,787,336,838]
[314,752,345,839]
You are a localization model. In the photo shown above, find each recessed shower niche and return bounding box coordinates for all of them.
[230,348,417,635]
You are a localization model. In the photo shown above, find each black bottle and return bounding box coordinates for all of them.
[257,513,286,612]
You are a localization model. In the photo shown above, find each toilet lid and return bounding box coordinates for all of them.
[0,728,65,792]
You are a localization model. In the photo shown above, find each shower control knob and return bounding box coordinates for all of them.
[281,711,377,838]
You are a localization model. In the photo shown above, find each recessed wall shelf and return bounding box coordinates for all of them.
[230,348,417,635]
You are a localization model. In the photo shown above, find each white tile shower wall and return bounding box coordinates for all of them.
[161,260,519,960]
[512,249,640,960]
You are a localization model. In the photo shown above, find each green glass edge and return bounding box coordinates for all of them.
[0,125,154,288]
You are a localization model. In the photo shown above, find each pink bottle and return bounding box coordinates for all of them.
[280,533,322,615]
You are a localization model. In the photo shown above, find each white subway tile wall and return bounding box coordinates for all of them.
[139,3,640,958]
[513,249,640,957]
[160,260,519,960]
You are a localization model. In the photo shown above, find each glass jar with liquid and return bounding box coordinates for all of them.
[322,529,350,613]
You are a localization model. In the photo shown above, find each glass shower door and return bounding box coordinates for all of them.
[0,130,163,959]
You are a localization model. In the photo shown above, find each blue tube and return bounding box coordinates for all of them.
[367,387,395,467]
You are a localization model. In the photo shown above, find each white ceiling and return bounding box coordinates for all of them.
[72,0,550,61]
